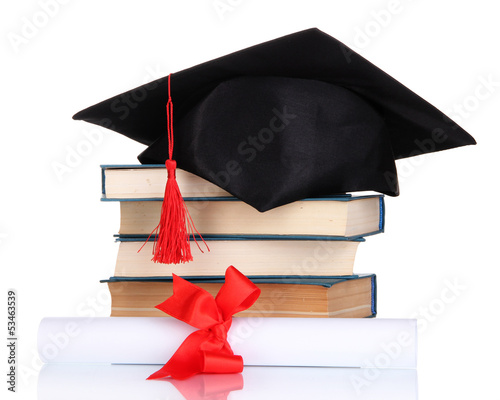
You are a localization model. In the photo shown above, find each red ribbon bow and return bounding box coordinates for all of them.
[147,266,261,380]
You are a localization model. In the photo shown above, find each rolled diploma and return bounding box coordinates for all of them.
[38,317,417,368]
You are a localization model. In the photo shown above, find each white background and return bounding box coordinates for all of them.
[1,0,499,398]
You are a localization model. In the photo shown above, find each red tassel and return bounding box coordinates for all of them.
[139,74,208,264]
[148,159,191,263]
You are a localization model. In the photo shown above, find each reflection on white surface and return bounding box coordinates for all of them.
[38,364,418,400]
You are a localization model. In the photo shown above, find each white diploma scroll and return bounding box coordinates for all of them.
[37,317,417,368]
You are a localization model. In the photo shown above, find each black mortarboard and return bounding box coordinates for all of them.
[73,28,475,212]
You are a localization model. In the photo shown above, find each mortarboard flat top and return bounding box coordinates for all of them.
[73,28,475,212]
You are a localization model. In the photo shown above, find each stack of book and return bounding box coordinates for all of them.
[100,165,384,318]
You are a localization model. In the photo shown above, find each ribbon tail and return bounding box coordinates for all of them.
[147,330,207,380]
[147,337,243,380]
[202,351,243,374]
[147,363,180,381]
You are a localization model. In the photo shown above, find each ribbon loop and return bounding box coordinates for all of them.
[147,266,260,380]
[156,274,222,329]
[216,266,262,320]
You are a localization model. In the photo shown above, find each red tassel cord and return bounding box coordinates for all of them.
[139,74,208,264]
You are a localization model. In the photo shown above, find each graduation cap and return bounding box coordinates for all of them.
[73,28,475,263]
[74,28,475,210]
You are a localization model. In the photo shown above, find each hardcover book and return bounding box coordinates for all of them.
[103,274,376,318]
[101,165,230,200]
[117,197,384,238]
[115,237,362,277]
